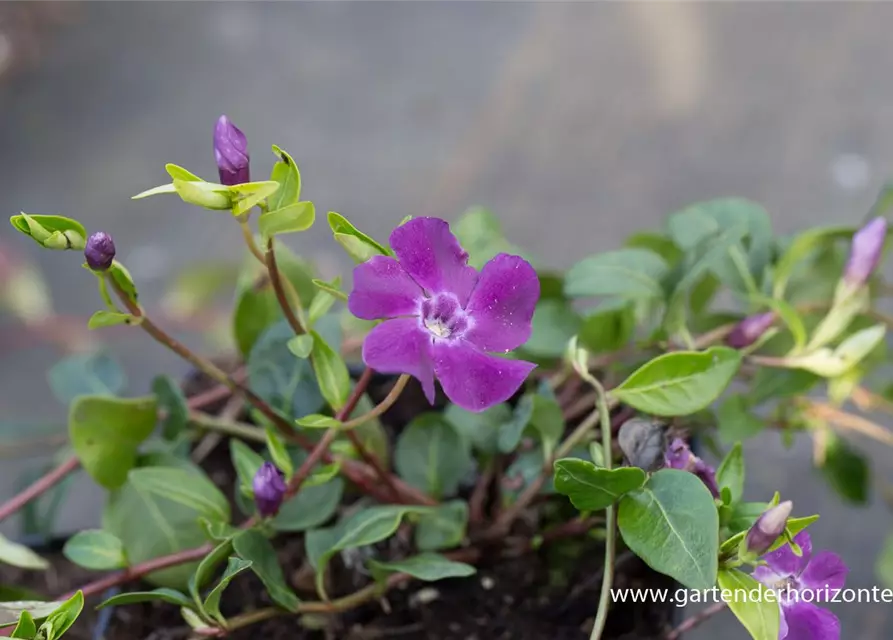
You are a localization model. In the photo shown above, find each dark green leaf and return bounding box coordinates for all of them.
[368,553,475,582]
[618,469,719,590]
[554,459,645,511]
[48,352,126,405]
[414,501,469,551]
[717,569,780,640]
[716,443,744,506]
[129,467,230,523]
[152,375,190,441]
[625,231,682,265]
[273,477,343,532]
[717,396,765,444]
[748,369,819,405]
[774,226,854,298]
[69,395,157,489]
[445,403,511,456]
[522,299,581,358]
[268,145,302,210]
[565,249,669,300]
[97,588,194,610]
[611,347,741,416]
[233,530,299,610]
[578,300,635,354]
[821,433,869,504]
[395,414,471,499]
[62,530,126,570]
[203,557,253,625]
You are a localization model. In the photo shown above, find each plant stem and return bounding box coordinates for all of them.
[238,218,267,264]
[665,601,727,639]
[264,237,306,335]
[340,374,410,429]
[589,378,615,640]
[0,455,80,524]
[188,411,266,443]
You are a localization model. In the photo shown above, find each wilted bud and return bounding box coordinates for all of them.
[618,418,666,472]
[743,500,793,558]
[214,115,250,186]
[84,232,116,271]
[253,462,286,517]
[664,438,720,498]
[726,312,776,349]
[844,217,887,288]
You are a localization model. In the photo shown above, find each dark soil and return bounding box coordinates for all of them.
[0,373,677,640]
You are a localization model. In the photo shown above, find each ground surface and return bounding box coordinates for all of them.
[2,3,893,637]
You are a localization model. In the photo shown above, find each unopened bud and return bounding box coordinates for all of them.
[743,500,793,558]
[214,115,250,186]
[253,462,286,517]
[664,438,720,498]
[84,232,116,271]
[845,217,887,288]
[726,312,776,349]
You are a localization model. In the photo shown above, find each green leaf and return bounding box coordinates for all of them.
[717,396,765,444]
[311,278,348,302]
[203,557,253,625]
[47,352,126,405]
[188,539,233,611]
[272,476,343,532]
[758,298,807,354]
[445,403,511,456]
[104,456,226,589]
[265,427,294,478]
[129,467,230,523]
[565,249,669,300]
[171,179,233,210]
[820,433,869,504]
[259,202,315,239]
[69,395,158,489]
[310,330,351,411]
[611,347,741,416]
[414,501,469,551]
[152,375,189,441]
[232,248,317,357]
[232,530,299,610]
[522,299,581,358]
[62,530,126,570]
[199,519,240,542]
[307,278,340,327]
[295,414,341,429]
[618,469,719,590]
[553,459,646,511]
[773,225,854,298]
[96,588,194,610]
[876,532,893,589]
[38,591,83,640]
[394,414,472,499]
[498,394,535,453]
[452,207,528,269]
[87,310,134,329]
[717,569,780,640]
[230,440,264,491]
[230,181,281,216]
[0,602,66,629]
[107,261,139,306]
[786,322,885,377]
[748,369,819,405]
[716,443,745,506]
[132,183,178,199]
[287,334,314,359]
[165,163,202,181]
[328,211,390,262]
[10,611,35,638]
[268,145,302,210]
[9,214,86,251]
[578,300,635,354]
[368,553,476,582]
[161,261,239,318]
[0,534,48,570]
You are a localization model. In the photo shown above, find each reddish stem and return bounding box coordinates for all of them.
[0,455,80,524]
[665,601,727,639]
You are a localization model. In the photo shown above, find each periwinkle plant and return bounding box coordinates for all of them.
[7,116,893,640]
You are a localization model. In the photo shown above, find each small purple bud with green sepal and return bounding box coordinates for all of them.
[844,216,887,288]
[664,438,720,498]
[726,312,776,349]
[744,500,793,558]
[214,115,250,186]
[253,461,286,517]
[84,232,116,271]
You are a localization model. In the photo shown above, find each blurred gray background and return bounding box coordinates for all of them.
[1,2,892,638]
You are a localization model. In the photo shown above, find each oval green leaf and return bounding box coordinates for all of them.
[717,568,780,640]
[129,467,230,524]
[259,202,315,239]
[553,459,646,512]
[564,249,669,300]
[394,414,472,499]
[96,588,194,610]
[62,530,126,570]
[368,553,475,582]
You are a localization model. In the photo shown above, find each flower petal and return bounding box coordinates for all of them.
[463,253,539,352]
[362,318,435,404]
[763,531,812,577]
[348,255,423,320]
[431,340,535,412]
[800,551,848,595]
[389,217,478,305]
[781,601,840,640]
[752,565,785,588]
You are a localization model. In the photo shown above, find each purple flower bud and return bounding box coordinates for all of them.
[725,312,776,349]
[744,500,792,557]
[664,438,720,498]
[84,232,116,271]
[253,462,286,517]
[213,115,250,186]
[845,217,887,288]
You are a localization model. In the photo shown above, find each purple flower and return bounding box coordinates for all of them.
[253,462,286,517]
[664,438,720,498]
[84,232,116,271]
[214,115,250,186]
[745,500,793,557]
[348,217,539,412]
[844,217,887,288]
[726,312,776,349]
[753,531,847,640]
